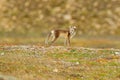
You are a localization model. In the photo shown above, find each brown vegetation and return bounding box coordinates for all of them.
[0,0,120,36]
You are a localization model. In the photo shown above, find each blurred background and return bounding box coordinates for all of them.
[0,0,120,48]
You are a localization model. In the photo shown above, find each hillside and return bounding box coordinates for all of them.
[0,0,120,36]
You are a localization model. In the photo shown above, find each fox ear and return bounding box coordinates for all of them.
[74,26,76,28]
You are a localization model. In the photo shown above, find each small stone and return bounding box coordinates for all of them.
[53,68,58,72]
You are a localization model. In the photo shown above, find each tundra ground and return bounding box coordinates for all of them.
[0,45,120,80]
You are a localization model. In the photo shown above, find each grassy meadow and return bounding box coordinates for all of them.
[0,45,120,80]
[0,36,120,80]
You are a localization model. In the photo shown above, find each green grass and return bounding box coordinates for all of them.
[0,46,120,80]
[0,37,120,48]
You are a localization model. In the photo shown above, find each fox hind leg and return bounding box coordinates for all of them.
[50,32,59,45]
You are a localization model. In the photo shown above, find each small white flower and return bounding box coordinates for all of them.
[1,52,4,56]
[76,62,79,65]
[115,52,120,55]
